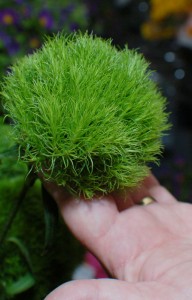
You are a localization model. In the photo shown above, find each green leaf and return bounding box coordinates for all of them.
[0,145,18,159]
[7,237,33,274]
[5,273,35,296]
[0,282,6,300]
[42,184,58,252]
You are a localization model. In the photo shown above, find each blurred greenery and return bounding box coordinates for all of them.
[0,118,84,299]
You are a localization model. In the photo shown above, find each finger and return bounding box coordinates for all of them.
[58,196,119,255]
[113,174,177,210]
[43,175,177,280]
[148,185,177,204]
[42,180,71,204]
[45,279,180,300]
[53,194,167,281]
[142,173,159,189]
[112,174,157,211]
[57,195,141,279]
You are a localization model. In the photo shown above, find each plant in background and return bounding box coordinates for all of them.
[0,0,89,286]
[141,0,192,40]
[2,32,169,198]
[0,0,87,115]
[154,155,192,203]
[0,117,84,299]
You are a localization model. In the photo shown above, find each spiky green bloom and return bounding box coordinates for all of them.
[2,32,169,198]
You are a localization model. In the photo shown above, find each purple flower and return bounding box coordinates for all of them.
[14,0,24,3]
[58,4,75,28]
[0,31,11,45]
[21,4,32,18]
[0,31,19,55]
[0,9,18,25]
[70,22,79,32]
[59,4,75,23]
[39,10,54,30]
[7,39,20,55]
[61,4,75,16]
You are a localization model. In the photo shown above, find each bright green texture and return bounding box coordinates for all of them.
[2,33,169,198]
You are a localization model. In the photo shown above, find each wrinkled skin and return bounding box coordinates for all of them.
[45,175,192,300]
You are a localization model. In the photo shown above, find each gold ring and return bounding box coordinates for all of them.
[139,196,156,206]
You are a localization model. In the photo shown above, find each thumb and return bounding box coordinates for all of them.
[45,279,180,300]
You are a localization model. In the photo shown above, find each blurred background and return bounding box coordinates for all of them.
[0,0,192,299]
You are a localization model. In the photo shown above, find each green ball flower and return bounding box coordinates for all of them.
[2,33,169,198]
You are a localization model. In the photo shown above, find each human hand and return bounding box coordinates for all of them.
[45,175,192,300]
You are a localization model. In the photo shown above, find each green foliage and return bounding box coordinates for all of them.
[3,237,36,297]
[2,32,169,198]
[0,120,84,299]
[0,180,84,300]
[0,117,26,183]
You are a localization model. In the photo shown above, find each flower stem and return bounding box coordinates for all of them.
[0,171,37,247]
